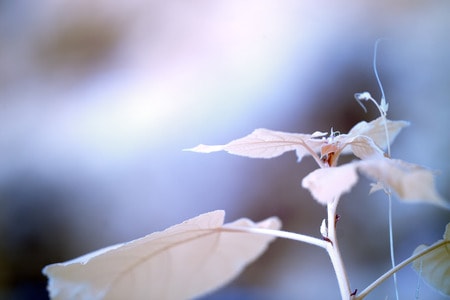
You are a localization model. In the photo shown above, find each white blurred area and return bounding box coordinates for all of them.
[0,1,449,299]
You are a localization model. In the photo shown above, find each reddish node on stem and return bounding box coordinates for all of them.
[323,237,333,245]
[335,214,341,226]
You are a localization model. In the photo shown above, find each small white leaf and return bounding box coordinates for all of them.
[369,181,385,194]
[412,223,450,296]
[311,131,328,138]
[320,219,328,238]
[302,163,359,205]
[186,128,323,162]
[43,210,281,300]
[380,98,389,113]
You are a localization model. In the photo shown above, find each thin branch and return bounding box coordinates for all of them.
[221,225,328,249]
[355,239,450,299]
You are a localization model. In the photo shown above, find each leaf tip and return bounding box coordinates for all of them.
[183,144,225,153]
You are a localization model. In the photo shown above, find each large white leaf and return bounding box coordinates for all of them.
[186,128,323,161]
[186,118,409,167]
[358,158,448,208]
[43,210,281,300]
[342,117,409,152]
[302,157,448,207]
[412,223,450,296]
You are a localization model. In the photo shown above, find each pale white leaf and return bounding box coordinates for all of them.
[358,158,449,208]
[43,210,281,300]
[412,223,450,296]
[185,144,226,153]
[342,117,409,152]
[186,128,323,161]
[301,163,359,205]
[302,157,448,208]
[320,219,328,238]
[345,135,385,160]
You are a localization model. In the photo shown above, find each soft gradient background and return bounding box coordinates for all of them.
[1,1,449,299]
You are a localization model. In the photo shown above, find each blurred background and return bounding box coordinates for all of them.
[0,1,449,299]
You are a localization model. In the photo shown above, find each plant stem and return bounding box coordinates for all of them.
[221,225,328,248]
[355,239,449,299]
[326,198,351,300]
[224,202,352,300]
[224,199,353,299]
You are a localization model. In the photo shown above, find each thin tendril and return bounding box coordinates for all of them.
[374,38,399,300]
[388,193,399,300]
[374,39,386,105]
[355,40,399,300]
[374,39,391,157]
[355,96,368,113]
